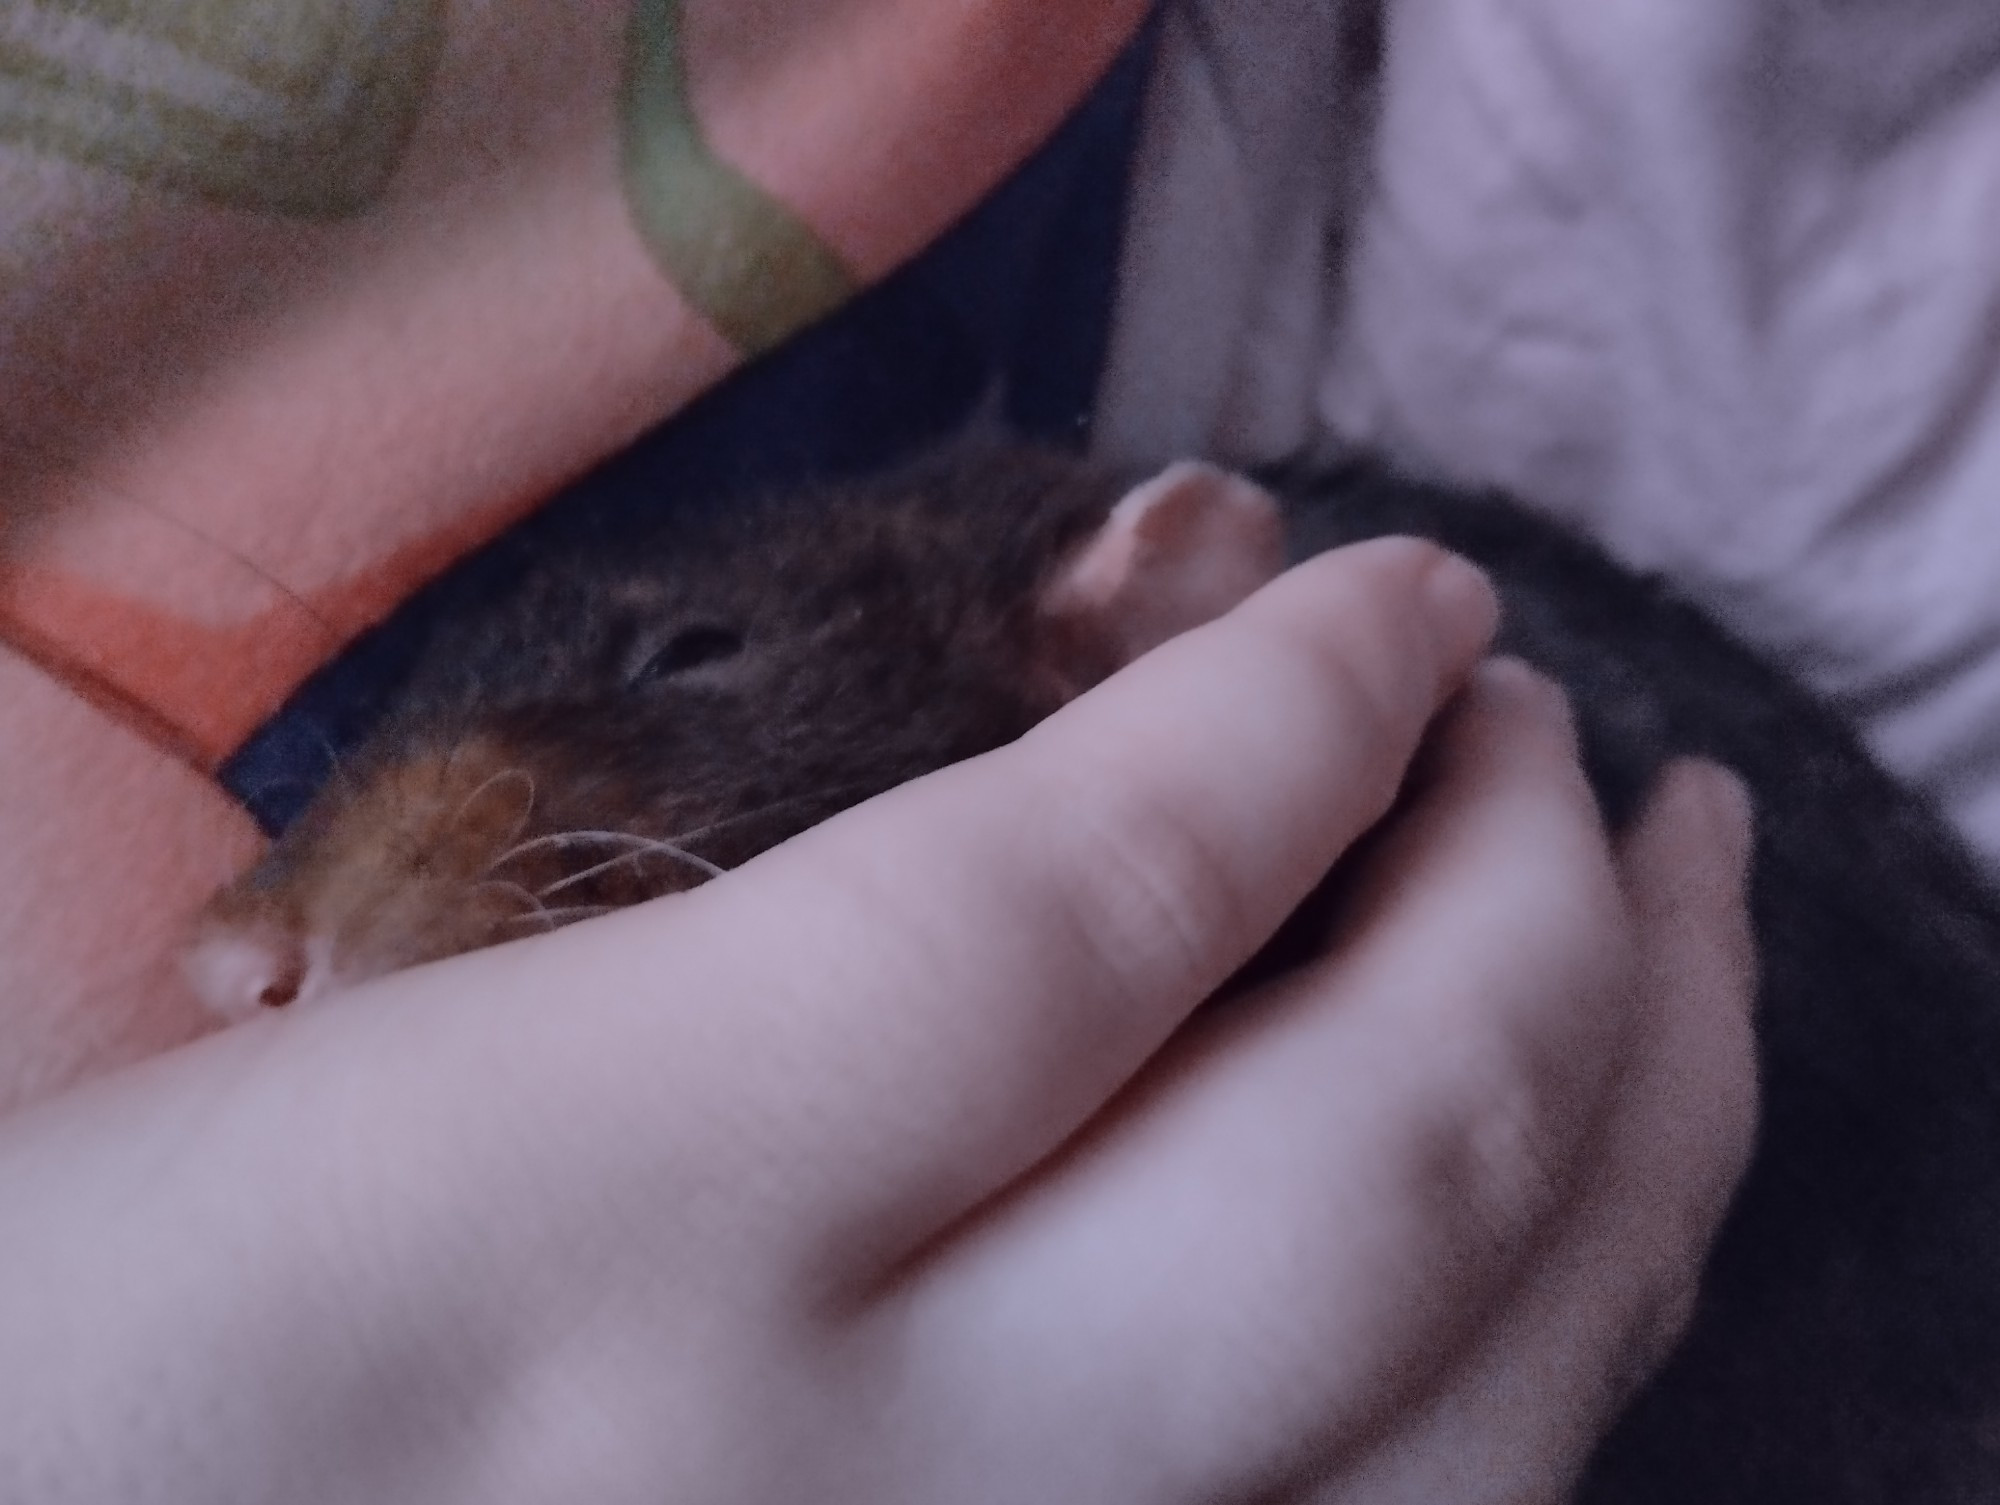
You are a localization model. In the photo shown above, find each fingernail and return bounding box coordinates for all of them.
[1423,551,1501,660]
[1683,760,1756,877]
[1477,655,1579,749]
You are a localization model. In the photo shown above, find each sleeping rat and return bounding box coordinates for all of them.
[187,446,2000,1504]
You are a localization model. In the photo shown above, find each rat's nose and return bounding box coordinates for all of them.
[182,926,310,1021]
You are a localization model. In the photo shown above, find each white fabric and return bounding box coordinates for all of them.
[1098,0,2000,872]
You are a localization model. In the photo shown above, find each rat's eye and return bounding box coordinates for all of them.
[628,625,746,686]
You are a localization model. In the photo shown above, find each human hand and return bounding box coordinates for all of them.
[0,538,1755,1504]
[1288,707,1757,1504]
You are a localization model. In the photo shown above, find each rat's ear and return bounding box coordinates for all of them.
[1035,461,1285,697]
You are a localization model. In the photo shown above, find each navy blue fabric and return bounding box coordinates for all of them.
[221,19,1156,835]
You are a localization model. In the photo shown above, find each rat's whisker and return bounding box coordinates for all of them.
[484,781,885,895]
[665,779,888,847]
[538,904,617,925]
[240,773,315,808]
[490,828,672,870]
[539,839,724,898]
[474,878,550,921]
[455,767,536,826]
[496,903,615,932]
[457,768,538,864]
[308,725,361,801]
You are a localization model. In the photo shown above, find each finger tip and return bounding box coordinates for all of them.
[1287,537,1498,683]
[1623,759,1761,1021]
[1421,550,1502,666]
[1469,656,1583,761]
[1658,759,1757,878]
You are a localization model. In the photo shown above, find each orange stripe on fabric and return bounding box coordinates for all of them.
[0,483,541,769]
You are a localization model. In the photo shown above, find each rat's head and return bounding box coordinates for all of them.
[185,738,551,1015]
[185,450,1285,1019]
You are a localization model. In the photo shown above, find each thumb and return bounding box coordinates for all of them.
[502,538,1502,1277]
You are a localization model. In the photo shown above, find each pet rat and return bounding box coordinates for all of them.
[187,445,2000,1504]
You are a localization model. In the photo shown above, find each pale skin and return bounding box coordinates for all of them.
[0,538,1756,1503]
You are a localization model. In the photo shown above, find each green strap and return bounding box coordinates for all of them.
[621,0,859,356]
